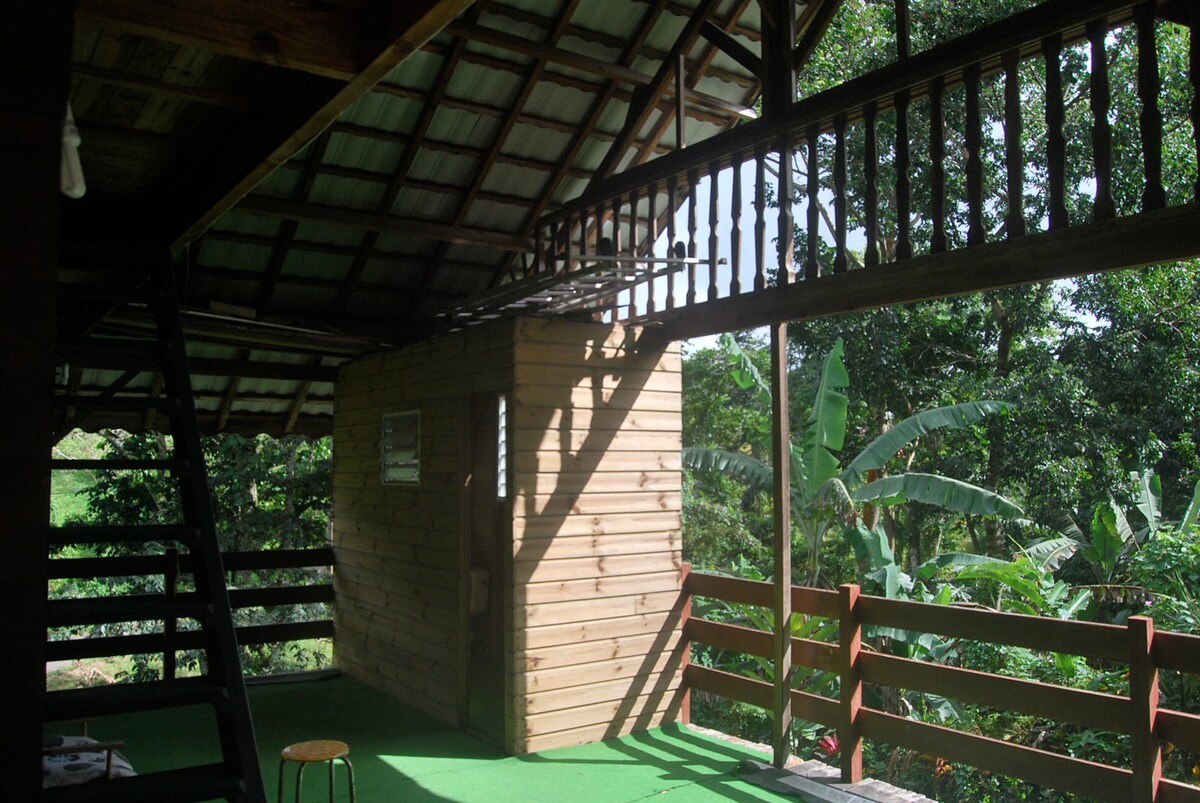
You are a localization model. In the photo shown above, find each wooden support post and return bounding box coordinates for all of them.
[761,0,797,120]
[1129,615,1161,803]
[1,5,72,797]
[839,584,864,783]
[770,323,793,768]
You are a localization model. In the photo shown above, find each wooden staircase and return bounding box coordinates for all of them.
[46,260,266,802]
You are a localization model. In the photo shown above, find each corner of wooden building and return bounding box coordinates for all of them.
[332,317,686,755]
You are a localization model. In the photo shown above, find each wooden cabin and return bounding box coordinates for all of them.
[8,0,1200,800]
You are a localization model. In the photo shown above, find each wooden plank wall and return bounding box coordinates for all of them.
[510,319,686,753]
[333,324,512,725]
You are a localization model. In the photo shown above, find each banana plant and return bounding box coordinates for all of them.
[685,335,1023,585]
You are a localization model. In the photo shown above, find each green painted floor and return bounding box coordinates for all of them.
[85,674,787,802]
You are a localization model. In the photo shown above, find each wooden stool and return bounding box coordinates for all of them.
[277,740,356,803]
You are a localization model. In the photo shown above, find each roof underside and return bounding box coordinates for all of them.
[58,0,772,436]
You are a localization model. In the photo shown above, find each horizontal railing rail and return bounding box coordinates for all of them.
[682,569,1200,803]
[46,547,335,676]
[528,0,1198,338]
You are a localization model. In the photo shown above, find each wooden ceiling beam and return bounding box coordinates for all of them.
[132,0,475,252]
[446,20,752,120]
[61,350,341,382]
[236,196,531,253]
[71,63,251,108]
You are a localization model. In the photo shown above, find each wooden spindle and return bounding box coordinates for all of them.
[549,221,561,274]
[863,101,880,267]
[1004,48,1026,238]
[833,114,848,273]
[780,136,796,285]
[895,89,912,260]
[647,183,658,314]
[667,176,678,309]
[687,167,699,305]
[1044,33,1069,230]
[708,160,720,301]
[805,125,819,280]
[579,206,588,264]
[929,77,947,253]
[1136,1,1166,210]
[610,195,622,258]
[628,187,639,314]
[754,144,768,291]
[964,64,986,245]
[535,225,545,276]
[564,213,574,273]
[730,150,743,296]
[1089,18,1116,220]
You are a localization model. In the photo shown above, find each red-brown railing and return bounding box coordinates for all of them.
[46,547,334,679]
[682,570,1200,803]
[533,0,1198,336]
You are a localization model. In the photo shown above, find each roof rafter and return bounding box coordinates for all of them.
[83,0,478,252]
[399,0,585,330]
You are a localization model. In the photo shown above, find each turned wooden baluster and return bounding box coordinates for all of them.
[754,143,768,291]
[578,207,588,268]
[806,125,820,279]
[708,160,721,301]
[609,195,622,320]
[667,176,678,309]
[687,167,699,305]
[730,150,743,296]
[929,77,947,253]
[628,186,639,315]
[1044,33,1070,231]
[863,101,880,267]
[780,135,797,285]
[964,63,986,245]
[1136,1,1166,210]
[1004,48,1026,238]
[549,221,561,274]
[647,182,658,315]
[895,88,912,260]
[833,114,848,273]
[1089,18,1116,220]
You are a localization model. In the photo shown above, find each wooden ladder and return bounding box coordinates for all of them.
[46,259,266,803]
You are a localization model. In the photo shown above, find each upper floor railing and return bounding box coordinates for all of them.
[530,0,1200,337]
[681,569,1200,803]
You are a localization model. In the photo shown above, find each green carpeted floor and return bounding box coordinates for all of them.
[84,674,786,802]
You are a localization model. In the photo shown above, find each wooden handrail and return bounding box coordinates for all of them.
[681,572,1200,801]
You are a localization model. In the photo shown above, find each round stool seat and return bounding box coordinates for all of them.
[281,740,350,763]
[277,739,355,803]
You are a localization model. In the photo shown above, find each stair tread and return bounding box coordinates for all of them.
[41,762,243,803]
[48,524,200,546]
[49,458,184,471]
[46,678,230,720]
[46,594,212,626]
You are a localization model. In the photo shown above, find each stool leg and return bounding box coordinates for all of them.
[328,759,335,803]
[340,757,356,803]
[295,762,307,803]
[278,760,286,803]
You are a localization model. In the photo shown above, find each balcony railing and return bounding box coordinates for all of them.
[681,569,1200,803]
[531,0,1200,339]
[46,547,334,680]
